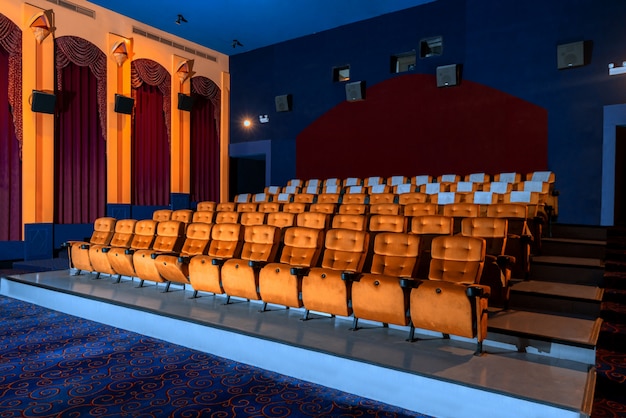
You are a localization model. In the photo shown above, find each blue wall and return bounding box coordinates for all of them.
[230,0,626,226]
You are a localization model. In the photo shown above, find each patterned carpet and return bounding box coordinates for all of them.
[592,227,626,418]
[0,295,429,418]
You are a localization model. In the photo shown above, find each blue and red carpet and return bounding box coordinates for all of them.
[0,295,428,417]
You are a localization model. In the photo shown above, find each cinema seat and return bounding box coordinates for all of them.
[240,211,266,226]
[403,202,438,218]
[408,235,489,355]
[319,185,341,202]
[309,202,337,214]
[282,186,300,195]
[301,228,370,319]
[494,172,521,184]
[234,193,251,203]
[430,191,460,206]
[398,192,429,205]
[394,183,419,196]
[264,186,281,195]
[461,217,513,308]
[107,219,158,282]
[343,177,362,188]
[363,176,384,188]
[216,202,236,212]
[331,213,368,231]
[274,193,293,204]
[342,187,367,204]
[368,214,407,234]
[259,226,325,310]
[215,211,240,224]
[387,175,407,187]
[153,222,213,291]
[410,215,454,279]
[347,231,420,330]
[236,202,258,213]
[442,202,480,234]
[465,173,490,185]
[266,211,296,229]
[171,209,194,225]
[293,191,316,204]
[368,185,395,204]
[188,223,244,297]
[296,211,331,230]
[338,203,367,215]
[152,209,172,221]
[88,219,137,279]
[252,193,272,203]
[257,202,281,213]
[196,201,216,211]
[66,217,117,274]
[411,175,432,187]
[369,203,401,215]
[487,203,532,280]
[131,220,186,288]
[221,224,282,303]
[421,182,444,195]
[282,202,308,213]
[485,181,513,203]
[193,211,215,224]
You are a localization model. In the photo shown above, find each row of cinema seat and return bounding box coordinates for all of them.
[66,204,531,355]
[238,170,558,221]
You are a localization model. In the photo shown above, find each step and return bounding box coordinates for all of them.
[509,280,603,319]
[529,256,605,286]
[487,310,602,365]
[548,224,607,241]
[540,237,606,259]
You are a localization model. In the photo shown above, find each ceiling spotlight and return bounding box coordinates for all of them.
[176,14,188,25]
[232,39,243,48]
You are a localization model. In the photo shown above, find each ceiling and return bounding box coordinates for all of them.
[87,0,436,56]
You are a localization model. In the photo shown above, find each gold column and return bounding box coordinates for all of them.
[171,57,193,195]
[220,71,230,203]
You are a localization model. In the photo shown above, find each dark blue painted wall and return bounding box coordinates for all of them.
[230,0,626,225]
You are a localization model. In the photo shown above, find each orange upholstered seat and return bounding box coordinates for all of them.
[397,191,428,205]
[368,214,407,234]
[221,225,282,303]
[237,202,258,213]
[296,211,331,230]
[67,217,117,274]
[408,235,489,354]
[309,202,337,214]
[216,202,236,212]
[152,209,172,221]
[369,203,401,215]
[301,228,370,319]
[410,215,454,278]
[338,203,367,215]
[240,211,266,226]
[331,214,368,231]
[259,226,325,310]
[486,203,532,280]
[215,211,241,224]
[442,202,481,234]
[257,202,281,213]
[266,211,296,229]
[402,202,438,218]
[196,201,217,211]
[88,219,137,278]
[131,220,186,287]
[107,219,157,282]
[188,223,244,297]
[171,209,194,224]
[192,210,215,224]
[153,222,213,291]
[282,202,308,213]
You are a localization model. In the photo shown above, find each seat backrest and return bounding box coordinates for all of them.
[282,202,307,213]
[282,185,300,195]
[151,220,185,253]
[403,202,438,217]
[196,201,216,211]
[266,212,296,229]
[453,181,476,193]
[180,222,212,256]
[303,184,320,194]
[369,203,401,215]
[257,202,280,213]
[216,202,236,212]
[388,175,407,187]
[466,172,489,183]
[461,217,508,256]
[252,193,271,203]
[234,193,251,203]
[215,211,241,224]
[486,203,528,219]
[368,214,406,233]
[305,179,321,189]
[237,202,258,212]
[107,219,136,248]
[397,192,428,205]
[438,174,460,184]
[331,214,367,231]
[275,193,293,203]
[207,222,244,258]
[363,176,384,187]
[279,226,324,267]
[338,203,367,214]
[341,193,367,204]
[264,186,281,195]
[324,178,340,188]
[90,217,117,245]
[296,211,330,230]
[368,184,391,195]
[128,219,158,249]
[442,203,480,219]
[370,232,420,277]
[240,211,266,226]
[316,192,340,204]
[494,172,521,183]
[432,192,459,206]
[192,211,215,224]
[412,175,432,186]
[527,170,555,183]
[423,182,442,195]
[394,183,418,195]
[321,229,369,272]
[410,215,453,235]
[152,209,172,222]
[429,235,485,284]
[343,177,362,187]
[171,209,194,224]
[239,224,281,262]
[309,202,336,214]
[293,193,316,203]
[287,179,302,188]
[368,192,396,205]
[472,191,497,205]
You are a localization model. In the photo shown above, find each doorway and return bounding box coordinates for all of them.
[615,126,626,226]
[229,155,266,201]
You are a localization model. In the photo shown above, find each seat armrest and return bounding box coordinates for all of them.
[399,278,419,288]
[341,271,361,282]
[125,248,135,255]
[61,242,70,249]
[178,255,192,264]
[466,285,489,298]
[496,254,516,268]
[80,243,90,250]
[101,247,111,253]
[211,258,226,266]
[248,260,267,269]
[290,266,310,276]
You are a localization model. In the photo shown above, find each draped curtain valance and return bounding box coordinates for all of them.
[131,59,171,139]
[0,14,22,157]
[56,36,107,141]
[191,76,220,135]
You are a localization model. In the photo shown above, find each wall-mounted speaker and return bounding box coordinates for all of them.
[178,93,193,111]
[557,41,591,69]
[275,94,293,112]
[31,90,56,114]
[114,94,134,114]
[345,81,366,101]
[436,64,461,87]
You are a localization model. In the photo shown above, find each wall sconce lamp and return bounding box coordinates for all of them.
[110,39,130,67]
[28,10,54,44]
[608,62,626,76]
[176,59,195,84]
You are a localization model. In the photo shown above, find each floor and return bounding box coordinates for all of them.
[0,268,596,418]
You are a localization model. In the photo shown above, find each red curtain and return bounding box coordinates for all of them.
[190,80,220,202]
[132,82,170,206]
[55,62,106,224]
[0,45,21,240]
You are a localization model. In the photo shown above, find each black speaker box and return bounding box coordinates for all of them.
[345,81,366,101]
[114,94,134,114]
[436,64,460,87]
[557,41,591,69]
[178,93,194,111]
[31,90,56,114]
[275,94,293,112]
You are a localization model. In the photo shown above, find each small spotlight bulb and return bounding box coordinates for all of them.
[243,119,251,127]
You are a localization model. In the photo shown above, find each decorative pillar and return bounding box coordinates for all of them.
[220,71,230,203]
[170,57,193,209]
